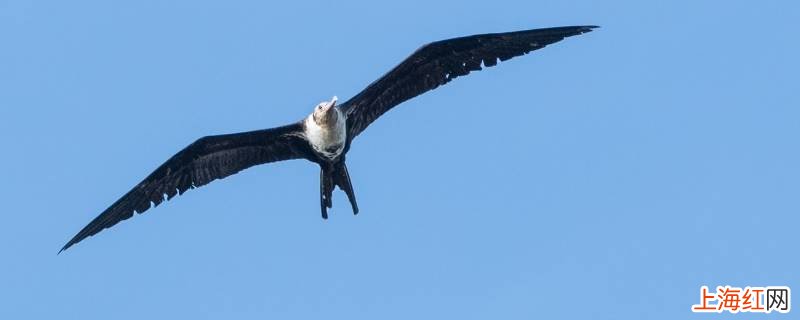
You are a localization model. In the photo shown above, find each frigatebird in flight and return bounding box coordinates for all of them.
[61,25,597,252]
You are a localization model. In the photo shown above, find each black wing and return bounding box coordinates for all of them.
[60,122,312,252]
[341,25,597,140]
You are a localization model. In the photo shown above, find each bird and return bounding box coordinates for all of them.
[60,25,597,252]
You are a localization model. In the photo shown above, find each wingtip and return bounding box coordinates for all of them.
[551,25,598,36]
[58,242,72,255]
[59,235,81,255]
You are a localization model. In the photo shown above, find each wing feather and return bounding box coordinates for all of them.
[341,25,597,140]
[60,122,311,252]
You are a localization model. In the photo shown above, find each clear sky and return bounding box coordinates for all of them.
[1,1,798,319]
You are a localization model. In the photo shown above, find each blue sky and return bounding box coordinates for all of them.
[1,0,798,319]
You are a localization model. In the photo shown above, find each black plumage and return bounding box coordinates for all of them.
[341,26,596,143]
[60,25,596,252]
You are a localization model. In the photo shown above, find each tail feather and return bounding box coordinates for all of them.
[318,160,359,218]
[334,162,359,215]
[319,169,334,219]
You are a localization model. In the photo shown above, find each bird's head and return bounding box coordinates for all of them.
[312,96,339,126]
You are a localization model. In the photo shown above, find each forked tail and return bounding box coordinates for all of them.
[318,160,359,219]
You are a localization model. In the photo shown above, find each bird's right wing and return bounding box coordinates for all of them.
[60,122,311,252]
[341,25,597,140]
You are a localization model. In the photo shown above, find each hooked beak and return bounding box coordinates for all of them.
[317,96,339,124]
[319,96,338,114]
[328,96,338,108]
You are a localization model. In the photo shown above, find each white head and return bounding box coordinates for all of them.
[312,96,339,126]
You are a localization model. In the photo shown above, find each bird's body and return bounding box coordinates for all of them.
[61,25,597,252]
[304,97,347,160]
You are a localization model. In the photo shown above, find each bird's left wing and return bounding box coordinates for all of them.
[341,25,597,141]
[60,122,311,252]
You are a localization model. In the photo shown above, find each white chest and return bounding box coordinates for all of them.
[304,111,346,159]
